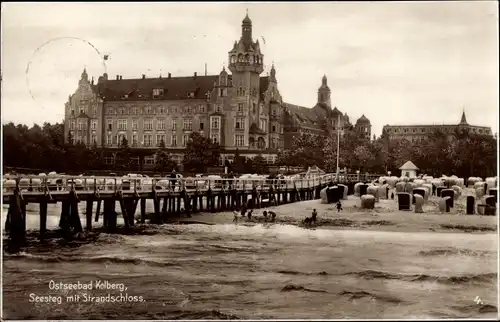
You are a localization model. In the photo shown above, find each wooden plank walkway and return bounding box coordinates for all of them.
[2,173,381,252]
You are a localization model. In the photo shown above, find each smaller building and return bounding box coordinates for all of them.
[382,111,492,142]
[355,114,371,140]
[399,160,419,178]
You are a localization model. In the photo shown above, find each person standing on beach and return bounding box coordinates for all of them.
[247,209,253,221]
[311,209,318,224]
[336,200,343,212]
[233,211,239,224]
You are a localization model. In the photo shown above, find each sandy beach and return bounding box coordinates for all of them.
[176,191,498,235]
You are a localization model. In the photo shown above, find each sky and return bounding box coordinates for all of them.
[1,1,499,136]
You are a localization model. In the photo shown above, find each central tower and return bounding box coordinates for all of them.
[228,12,265,147]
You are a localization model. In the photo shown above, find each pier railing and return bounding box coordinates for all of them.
[2,173,382,196]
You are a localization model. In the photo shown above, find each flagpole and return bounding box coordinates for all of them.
[336,113,340,180]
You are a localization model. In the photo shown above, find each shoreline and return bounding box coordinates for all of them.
[2,193,498,253]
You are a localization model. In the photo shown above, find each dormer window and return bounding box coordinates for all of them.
[152,89,164,98]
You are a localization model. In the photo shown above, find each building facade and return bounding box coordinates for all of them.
[64,13,372,167]
[382,111,492,142]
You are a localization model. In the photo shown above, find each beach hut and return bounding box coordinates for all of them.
[399,161,419,179]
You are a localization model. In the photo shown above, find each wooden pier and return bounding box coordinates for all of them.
[2,173,380,251]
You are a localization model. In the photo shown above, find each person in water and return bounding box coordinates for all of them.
[263,210,268,221]
[233,211,239,223]
[240,202,247,218]
[311,209,318,224]
[247,209,253,220]
[336,200,343,212]
[269,211,276,221]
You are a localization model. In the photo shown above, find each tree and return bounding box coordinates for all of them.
[251,154,268,174]
[353,145,373,172]
[232,149,249,174]
[87,143,103,170]
[182,132,221,173]
[323,133,344,172]
[115,137,131,170]
[154,145,177,175]
[286,133,323,168]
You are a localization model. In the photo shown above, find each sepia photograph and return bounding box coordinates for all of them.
[1,1,498,320]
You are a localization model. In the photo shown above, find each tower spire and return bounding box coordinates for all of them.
[241,10,253,44]
[460,108,468,125]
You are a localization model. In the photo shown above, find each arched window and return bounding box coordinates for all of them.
[257,137,266,149]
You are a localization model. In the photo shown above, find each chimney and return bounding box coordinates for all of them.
[194,72,197,78]
[119,75,123,80]
[168,73,171,79]
[142,74,146,79]
[116,75,120,80]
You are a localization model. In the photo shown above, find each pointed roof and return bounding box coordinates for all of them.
[356,114,370,124]
[459,110,468,125]
[399,160,419,170]
[331,107,342,115]
[249,123,266,135]
[242,11,252,25]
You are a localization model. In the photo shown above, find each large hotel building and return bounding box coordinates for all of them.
[382,111,492,142]
[64,13,372,168]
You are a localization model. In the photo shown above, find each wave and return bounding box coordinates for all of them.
[4,252,178,268]
[419,248,495,257]
[281,283,327,293]
[168,309,241,320]
[277,270,329,276]
[345,269,496,285]
[452,303,498,314]
[339,290,403,303]
[440,224,497,232]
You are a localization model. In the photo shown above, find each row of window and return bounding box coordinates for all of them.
[69,120,98,131]
[229,53,262,65]
[106,104,206,115]
[386,126,489,135]
[67,131,97,145]
[70,107,97,117]
[104,103,231,116]
[103,155,184,165]
[106,133,220,147]
[103,102,273,116]
[71,118,280,133]
[106,117,220,131]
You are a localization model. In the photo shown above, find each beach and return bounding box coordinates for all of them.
[2,189,498,319]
